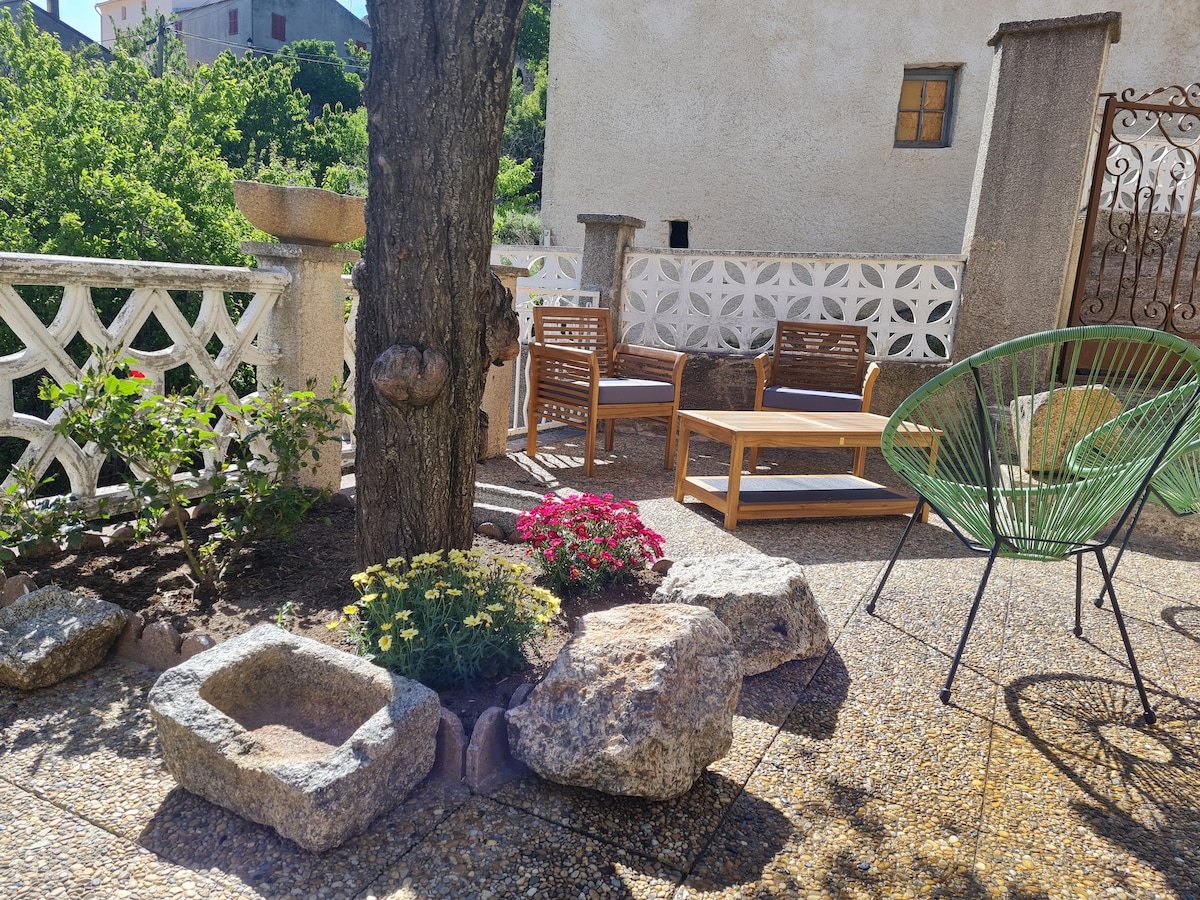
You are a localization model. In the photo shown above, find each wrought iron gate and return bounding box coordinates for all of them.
[1069,84,1200,345]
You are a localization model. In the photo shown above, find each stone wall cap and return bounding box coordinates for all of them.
[577,214,647,228]
[989,11,1121,47]
[490,264,531,279]
[629,247,968,263]
[242,241,362,263]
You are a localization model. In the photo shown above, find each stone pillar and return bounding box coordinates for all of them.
[577,213,645,341]
[480,265,529,459]
[246,242,361,493]
[953,13,1121,364]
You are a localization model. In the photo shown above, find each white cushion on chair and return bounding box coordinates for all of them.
[597,378,676,405]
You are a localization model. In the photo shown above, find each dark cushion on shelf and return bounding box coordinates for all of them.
[597,377,676,405]
[763,387,863,412]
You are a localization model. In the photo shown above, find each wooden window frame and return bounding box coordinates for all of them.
[228,9,238,36]
[895,68,957,149]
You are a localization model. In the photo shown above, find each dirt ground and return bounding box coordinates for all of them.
[5,498,661,731]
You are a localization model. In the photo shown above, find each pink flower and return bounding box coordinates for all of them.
[129,369,146,379]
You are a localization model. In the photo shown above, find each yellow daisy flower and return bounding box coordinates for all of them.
[399,627,419,641]
[380,622,393,632]
[342,604,359,616]
[378,635,393,652]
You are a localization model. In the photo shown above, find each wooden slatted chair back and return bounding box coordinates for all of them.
[533,307,614,376]
[772,321,868,395]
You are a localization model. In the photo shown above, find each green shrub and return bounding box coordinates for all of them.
[335,549,561,689]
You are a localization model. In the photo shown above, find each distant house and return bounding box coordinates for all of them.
[0,1,110,55]
[96,0,370,66]
[541,0,1199,255]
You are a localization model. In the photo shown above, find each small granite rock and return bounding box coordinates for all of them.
[0,573,34,607]
[507,603,740,800]
[79,531,106,551]
[0,586,125,689]
[107,524,137,544]
[652,557,674,574]
[466,706,523,793]
[653,555,829,676]
[180,633,218,661]
[476,521,506,540]
[434,708,467,783]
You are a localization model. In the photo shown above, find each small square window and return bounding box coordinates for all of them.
[173,19,182,33]
[895,68,957,148]
[271,13,286,41]
[228,9,238,35]
[121,5,127,20]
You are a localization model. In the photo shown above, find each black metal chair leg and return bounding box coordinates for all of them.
[1093,549,1157,725]
[866,498,926,614]
[1094,486,1154,609]
[940,545,1000,704]
[1074,553,1084,637]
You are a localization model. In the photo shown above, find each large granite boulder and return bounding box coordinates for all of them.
[506,603,740,801]
[1011,385,1123,474]
[653,555,829,676]
[148,624,440,852]
[0,586,125,689]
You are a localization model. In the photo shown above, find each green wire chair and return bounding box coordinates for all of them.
[1067,384,1200,608]
[866,325,1200,724]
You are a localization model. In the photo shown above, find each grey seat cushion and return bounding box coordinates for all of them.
[763,386,863,412]
[597,377,676,405]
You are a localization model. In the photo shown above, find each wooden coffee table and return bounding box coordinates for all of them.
[673,410,937,530]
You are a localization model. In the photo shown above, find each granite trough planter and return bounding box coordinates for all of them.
[232,180,366,246]
[148,624,440,852]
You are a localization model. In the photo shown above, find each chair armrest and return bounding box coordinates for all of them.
[861,361,881,414]
[614,343,686,387]
[753,352,772,410]
[529,341,601,382]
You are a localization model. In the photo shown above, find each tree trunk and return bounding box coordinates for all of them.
[355,0,525,567]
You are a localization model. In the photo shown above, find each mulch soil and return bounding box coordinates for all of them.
[3,498,661,732]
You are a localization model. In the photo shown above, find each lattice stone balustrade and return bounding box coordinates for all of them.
[0,251,290,506]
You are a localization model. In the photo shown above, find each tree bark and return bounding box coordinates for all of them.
[356,0,525,567]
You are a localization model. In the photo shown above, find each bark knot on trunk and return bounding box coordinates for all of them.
[371,344,450,408]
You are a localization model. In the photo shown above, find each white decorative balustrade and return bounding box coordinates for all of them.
[621,251,965,362]
[0,251,289,502]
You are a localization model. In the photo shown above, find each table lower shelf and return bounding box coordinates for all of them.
[683,473,920,521]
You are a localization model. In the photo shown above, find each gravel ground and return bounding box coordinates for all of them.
[3,426,1200,898]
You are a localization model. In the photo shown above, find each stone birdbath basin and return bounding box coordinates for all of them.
[232,180,367,246]
[148,624,440,852]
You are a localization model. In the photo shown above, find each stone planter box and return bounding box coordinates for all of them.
[148,624,440,852]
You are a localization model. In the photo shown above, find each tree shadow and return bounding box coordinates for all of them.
[0,662,161,774]
[1004,672,1200,896]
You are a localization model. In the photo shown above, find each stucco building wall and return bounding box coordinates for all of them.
[541,0,1199,255]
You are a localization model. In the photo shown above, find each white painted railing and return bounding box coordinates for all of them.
[622,250,965,362]
[0,251,289,501]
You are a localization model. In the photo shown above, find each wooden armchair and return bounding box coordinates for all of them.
[751,321,881,475]
[526,307,686,477]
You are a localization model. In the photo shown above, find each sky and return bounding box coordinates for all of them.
[52,0,368,41]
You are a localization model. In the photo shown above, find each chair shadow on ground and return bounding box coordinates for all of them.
[1162,605,1200,647]
[1004,672,1200,897]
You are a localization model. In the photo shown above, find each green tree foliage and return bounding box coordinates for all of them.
[0,8,248,266]
[517,0,550,70]
[281,39,364,119]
